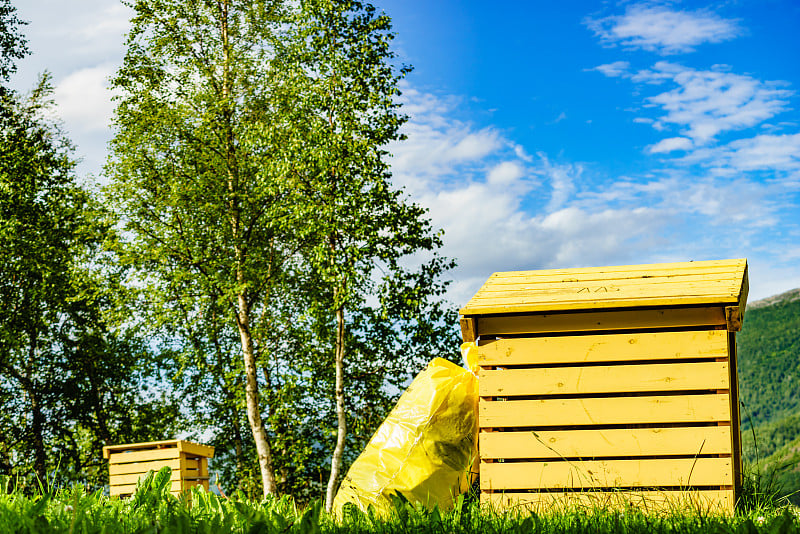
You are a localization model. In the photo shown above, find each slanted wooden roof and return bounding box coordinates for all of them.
[460,258,748,316]
[102,439,214,459]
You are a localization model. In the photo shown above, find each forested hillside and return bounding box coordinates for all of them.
[737,290,800,504]
[738,292,800,429]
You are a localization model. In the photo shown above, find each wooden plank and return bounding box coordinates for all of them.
[177,441,215,458]
[482,259,745,280]
[482,489,735,513]
[460,260,747,315]
[488,270,743,285]
[480,394,731,427]
[109,458,181,476]
[739,266,749,315]
[108,448,181,463]
[480,427,732,459]
[109,484,138,497]
[110,470,183,486]
[480,457,732,490]
[728,331,743,493]
[474,275,742,296]
[463,296,740,315]
[109,479,206,497]
[479,361,729,397]
[104,440,213,459]
[103,440,180,459]
[478,331,728,366]
[474,279,742,296]
[725,306,742,332]
[476,307,727,336]
[460,317,476,343]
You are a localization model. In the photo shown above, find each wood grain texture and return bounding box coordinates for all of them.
[460,259,747,315]
[108,448,181,463]
[481,490,735,513]
[109,471,183,486]
[480,394,731,427]
[109,458,182,476]
[480,361,729,396]
[110,479,208,497]
[480,457,732,490]
[477,331,728,366]
[479,426,732,459]
[476,307,727,336]
[479,259,743,279]
[460,317,476,342]
[103,439,214,459]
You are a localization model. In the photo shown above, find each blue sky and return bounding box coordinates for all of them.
[11,0,800,305]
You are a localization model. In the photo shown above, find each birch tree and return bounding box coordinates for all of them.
[280,0,456,511]
[107,0,295,496]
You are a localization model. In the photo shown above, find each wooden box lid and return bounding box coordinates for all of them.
[460,258,748,316]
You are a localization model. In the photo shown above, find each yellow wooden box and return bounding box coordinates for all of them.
[103,439,215,497]
[460,259,748,513]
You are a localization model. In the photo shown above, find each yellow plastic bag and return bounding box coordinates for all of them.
[333,343,480,516]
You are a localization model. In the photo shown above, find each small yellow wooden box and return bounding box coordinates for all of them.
[460,259,748,513]
[103,439,215,497]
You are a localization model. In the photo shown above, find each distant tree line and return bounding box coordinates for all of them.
[0,0,458,511]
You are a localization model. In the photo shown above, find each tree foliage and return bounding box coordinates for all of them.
[274,0,458,509]
[107,0,457,501]
[0,5,180,490]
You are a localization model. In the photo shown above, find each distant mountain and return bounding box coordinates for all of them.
[748,288,800,310]
[737,288,800,504]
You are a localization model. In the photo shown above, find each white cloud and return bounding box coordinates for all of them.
[73,4,132,43]
[53,63,118,133]
[594,61,794,151]
[538,153,580,212]
[639,63,792,144]
[648,136,693,153]
[12,1,133,179]
[487,161,525,186]
[591,61,631,78]
[390,87,793,306]
[585,5,741,55]
[687,133,800,173]
[549,111,567,124]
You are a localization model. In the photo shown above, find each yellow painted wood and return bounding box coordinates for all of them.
[177,441,215,458]
[480,457,732,490]
[464,296,739,315]
[476,307,727,336]
[109,458,182,476]
[460,259,747,315]
[482,490,735,514]
[480,361,729,396]
[110,471,183,486]
[480,259,744,279]
[480,394,731,427]
[110,479,207,497]
[475,280,742,298]
[483,268,743,287]
[103,439,214,459]
[108,448,181,464]
[479,426,732,459]
[109,484,138,497]
[478,331,728,366]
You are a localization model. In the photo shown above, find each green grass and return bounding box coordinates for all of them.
[1,467,799,533]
